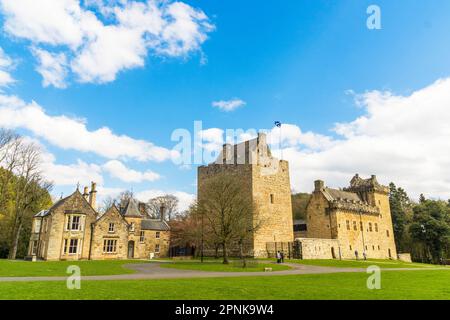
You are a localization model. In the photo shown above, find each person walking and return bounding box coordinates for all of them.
[355,250,359,260]
[280,251,285,263]
[276,251,281,263]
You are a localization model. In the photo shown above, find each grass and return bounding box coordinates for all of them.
[0,259,148,277]
[263,258,441,269]
[159,260,291,272]
[1,270,449,300]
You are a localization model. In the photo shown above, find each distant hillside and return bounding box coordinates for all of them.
[292,193,311,220]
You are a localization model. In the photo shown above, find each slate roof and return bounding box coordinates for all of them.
[141,219,170,231]
[322,188,361,202]
[121,198,143,217]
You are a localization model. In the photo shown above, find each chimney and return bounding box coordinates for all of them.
[89,182,97,211]
[83,186,89,201]
[314,180,325,192]
[160,204,166,221]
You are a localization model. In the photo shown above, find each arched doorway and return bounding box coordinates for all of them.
[128,241,135,258]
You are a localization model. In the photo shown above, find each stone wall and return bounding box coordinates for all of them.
[296,238,340,259]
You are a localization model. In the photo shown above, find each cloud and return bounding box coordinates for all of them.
[0,47,15,87]
[135,189,195,212]
[212,98,246,112]
[0,94,178,162]
[103,159,160,183]
[0,0,214,86]
[32,47,68,88]
[278,78,450,200]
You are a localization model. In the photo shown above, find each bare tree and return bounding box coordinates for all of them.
[8,141,52,259]
[147,195,179,220]
[198,173,261,265]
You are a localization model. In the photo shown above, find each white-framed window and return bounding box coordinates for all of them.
[31,240,38,255]
[155,231,160,239]
[34,220,41,233]
[108,223,115,233]
[155,244,160,253]
[67,215,81,231]
[68,239,78,254]
[103,239,117,253]
[140,231,145,243]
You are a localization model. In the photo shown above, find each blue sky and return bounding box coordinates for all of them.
[1,0,450,209]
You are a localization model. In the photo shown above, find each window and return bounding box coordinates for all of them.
[349,245,352,250]
[63,239,68,254]
[108,223,115,233]
[156,231,160,239]
[369,222,373,232]
[353,221,357,231]
[386,230,390,237]
[31,241,38,255]
[270,194,274,204]
[67,215,81,231]
[68,239,78,254]
[375,223,378,232]
[130,222,135,232]
[140,231,145,243]
[372,245,375,250]
[34,220,41,233]
[346,220,350,230]
[103,239,117,253]
[155,244,160,253]
[378,245,380,250]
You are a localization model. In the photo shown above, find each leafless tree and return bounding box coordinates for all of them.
[198,173,262,265]
[147,194,179,220]
[8,141,52,259]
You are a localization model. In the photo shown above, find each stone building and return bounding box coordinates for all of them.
[27,182,170,261]
[197,133,294,257]
[303,175,397,259]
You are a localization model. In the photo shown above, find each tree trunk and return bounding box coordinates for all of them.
[214,244,219,259]
[222,242,229,264]
[239,241,247,268]
[8,221,22,260]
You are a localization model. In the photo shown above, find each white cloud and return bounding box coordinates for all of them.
[32,47,68,88]
[135,189,195,212]
[0,47,14,87]
[103,159,160,183]
[0,94,178,162]
[279,78,450,200]
[212,98,246,112]
[0,0,214,85]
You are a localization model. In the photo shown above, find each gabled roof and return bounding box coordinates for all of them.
[96,204,129,226]
[141,219,170,231]
[33,189,97,218]
[121,198,143,217]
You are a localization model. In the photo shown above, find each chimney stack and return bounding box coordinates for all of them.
[160,204,166,222]
[83,186,89,201]
[314,180,325,192]
[89,182,97,211]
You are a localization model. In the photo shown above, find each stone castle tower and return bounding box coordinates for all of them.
[197,133,294,257]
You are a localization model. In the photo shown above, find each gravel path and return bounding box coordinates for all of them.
[0,261,447,282]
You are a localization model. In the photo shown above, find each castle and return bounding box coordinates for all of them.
[28,133,397,261]
[27,183,170,261]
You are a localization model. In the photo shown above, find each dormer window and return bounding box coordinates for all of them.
[109,223,115,233]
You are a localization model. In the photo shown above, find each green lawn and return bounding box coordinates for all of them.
[160,261,291,272]
[1,270,449,300]
[264,258,441,269]
[0,259,147,277]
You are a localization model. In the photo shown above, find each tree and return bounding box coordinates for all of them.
[409,199,450,264]
[147,195,179,220]
[389,183,413,252]
[197,173,260,265]
[291,193,311,220]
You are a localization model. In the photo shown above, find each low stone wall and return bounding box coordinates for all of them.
[295,238,341,260]
[397,253,412,263]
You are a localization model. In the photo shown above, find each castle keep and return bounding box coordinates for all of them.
[198,133,294,257]
[28,183,170,261]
